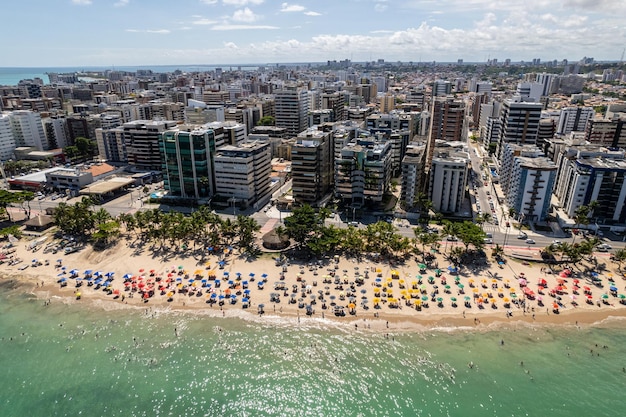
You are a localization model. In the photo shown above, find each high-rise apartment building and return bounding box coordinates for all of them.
[159,125,216,200]
[291,129,332,207]
[95,127,126,163]
[426,98,466,175]
[125,120,177,172]
[213,140,272,208]
[0,113,16,161]
[557,107,594,135]
[428,149,469,214]
[495,99,542,162]
[400,144,426,210]
[274,85,309,137]
[9,110,48,150]
[584,118,626,148]
[334,137,392,207]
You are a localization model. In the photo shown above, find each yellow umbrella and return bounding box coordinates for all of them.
[348,303,356,309]
[411,280,418,288]
[400,290,408,296]
[386,288,393,295]
[374,287,381,294]
[503,297,510,303]
[373,297,381,304]
[472,288,479,293]
[194,269,202,275]
[490,298,497,304]
[376,268,382,273]
[167,291,175,297]
[414,299,422,306]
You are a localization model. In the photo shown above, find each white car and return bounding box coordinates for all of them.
[525,239,535,244]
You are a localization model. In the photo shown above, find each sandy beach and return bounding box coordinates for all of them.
[4,236,626,332]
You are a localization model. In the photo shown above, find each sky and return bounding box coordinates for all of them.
[2,0,626,67]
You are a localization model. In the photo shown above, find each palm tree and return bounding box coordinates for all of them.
[612,248,626,272]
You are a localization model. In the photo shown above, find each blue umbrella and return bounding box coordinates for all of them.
[84,270,93,275]
[210,293,217,299]
[236,272,242,277]
[105,272,114,278]
[85,276,93,281]
[228,280,234,286]
[249,272,255,277]
[262,273,268,278]
[32,259,38,263]
[242,297,249,303]
[57,259,63,263]
[176,277,182,282]
[223,270,229,276]
[215,280,221,286]
[258,282,264,288]
[218,295,225,300]
[242,280,249,286]
[57,273,64,277]
[201,279,207,283]
[188,279,195,284]
[243,289,251,295]
[208,247,214,252]
[610,286,618,292]
[59,278,67,283]
[218,261,225,267]
[75,278,82,281]
[123,273,133,279]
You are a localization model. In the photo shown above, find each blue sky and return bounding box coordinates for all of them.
[3,0,626,66]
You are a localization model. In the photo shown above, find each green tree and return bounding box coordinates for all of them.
[284,204,320,251]
[257,116,275,126]
[455,221,486,253]
[235,215,261,252]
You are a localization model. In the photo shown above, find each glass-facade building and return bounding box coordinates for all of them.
[159,126,216,199]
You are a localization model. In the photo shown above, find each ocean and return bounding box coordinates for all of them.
[0,65,261,87]
[1,282,625,417]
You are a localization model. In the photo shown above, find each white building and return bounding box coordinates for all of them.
[0,113,16,161]
[213,140,272,208]
[9,110,48,151]
[557,107,594,135]
[428,149,469,214]
[506,157,557,222]
[274,85,309,137]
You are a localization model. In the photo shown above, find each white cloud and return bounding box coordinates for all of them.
[200,0,218,4]
[280,3,306,12]
[193,18,218,25]
[114,0,129,6]
[223,0,264,6]
[304,11,321,16]
[374,0,388,12]
[71,0,92,5]
[125,29,170,34]
[232,7,259,22]
[211,24,278,30]
[224,42,239,49]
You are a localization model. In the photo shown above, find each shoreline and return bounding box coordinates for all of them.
[3,237,626,334]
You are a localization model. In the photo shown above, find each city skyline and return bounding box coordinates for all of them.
[3,0,626,67]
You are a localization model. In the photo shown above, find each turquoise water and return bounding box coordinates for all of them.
[1,284,626,417]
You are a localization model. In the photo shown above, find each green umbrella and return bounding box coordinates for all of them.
[420,284,427,290]
[464,296,471,301]
[416,275,423,280]
[178,265,184,270]
[435,269,441,274]
[601,294,609,299]
[451,297,457,302]
[419,264,427,270]
[511,293,517,298]
[421,295,429,301]
[458,283,465,289]
[428,276,435,282]
[619,294,626,300]
[454,276,460,282]
[445,285,451,290]
[437,297,444,302]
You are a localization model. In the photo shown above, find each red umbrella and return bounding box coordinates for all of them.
[113,289,120,295]
[539,278,547,286]
[139,269,145,273]
[573,279,580,285]
[583,286,591,292]
[143,292,150,299]
[124,282,131,286]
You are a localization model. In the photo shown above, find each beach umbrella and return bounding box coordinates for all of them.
[458,283,465,289]
[418,263,427,270]
[436,297,443,302]
[464,296,471,301]
[610,285,618,292]
[421,295,429,301]
[451,297,457,302]
[84,270,93,275]
[178,265,184,270]
[601,294,609,299]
